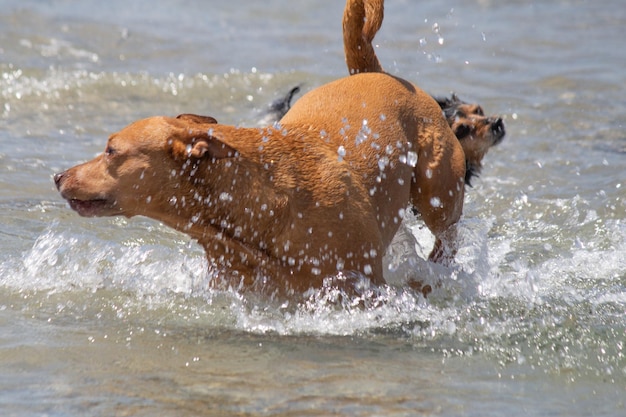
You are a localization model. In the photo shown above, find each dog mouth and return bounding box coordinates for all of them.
[67,198,115,217]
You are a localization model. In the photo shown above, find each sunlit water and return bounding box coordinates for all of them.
[1,1,625,416]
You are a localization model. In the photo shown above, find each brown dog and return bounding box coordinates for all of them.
[343,0,505,187]
[55,5,465,294]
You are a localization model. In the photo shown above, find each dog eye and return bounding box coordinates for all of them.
[475,106,484,116]
[105,146,116,156]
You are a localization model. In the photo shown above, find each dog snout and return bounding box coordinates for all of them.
[492,117,504,132]
[490,117,505,142]
[54,171,66,190]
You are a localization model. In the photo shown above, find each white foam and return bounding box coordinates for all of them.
[1,221,209,298]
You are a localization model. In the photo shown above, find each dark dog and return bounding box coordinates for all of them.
[435,94,505,186]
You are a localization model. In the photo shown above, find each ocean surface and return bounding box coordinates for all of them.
[1,0,625,416]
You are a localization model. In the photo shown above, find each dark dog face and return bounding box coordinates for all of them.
[436,94,505,186]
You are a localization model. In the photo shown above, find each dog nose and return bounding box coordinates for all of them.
[53,172,65,190]
[490,118,506,144]
[491,118,505,134]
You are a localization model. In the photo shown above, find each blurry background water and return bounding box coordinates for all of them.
[1,0,625,416]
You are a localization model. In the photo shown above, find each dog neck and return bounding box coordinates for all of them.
[155,125,294,275]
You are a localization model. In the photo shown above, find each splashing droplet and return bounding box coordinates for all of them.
[406,151,418,167]
[430,197,442,208]
[337,145,346,161]
[378,156,389,171]
[219,192,233,202]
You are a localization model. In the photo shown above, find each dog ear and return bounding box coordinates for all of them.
[187,133,237,159]
[434,96,451,110]
[434,93,464,109]
[169,114,237,160]
[169,128,237,161]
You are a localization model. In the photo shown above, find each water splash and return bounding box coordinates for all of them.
[1,193,625,378]
[0,221,209,297]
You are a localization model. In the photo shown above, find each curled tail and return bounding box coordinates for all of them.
[343,0,385,74]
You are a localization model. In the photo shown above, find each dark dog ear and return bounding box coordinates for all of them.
[434,93,463,110]
[176,114,218,125]
[434,96,451,110]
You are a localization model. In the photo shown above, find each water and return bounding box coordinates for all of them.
[1,0,625,415]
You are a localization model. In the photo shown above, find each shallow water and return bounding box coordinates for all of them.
[1,0,625,416]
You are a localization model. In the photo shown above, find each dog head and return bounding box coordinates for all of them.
[54,114,236,221]
[435,94,505,186]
